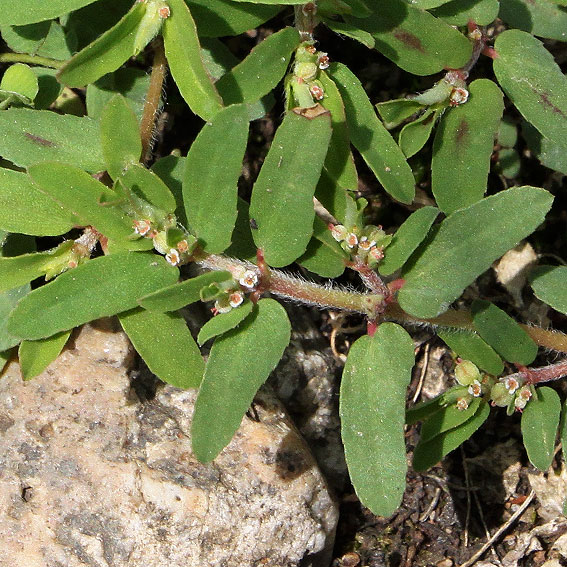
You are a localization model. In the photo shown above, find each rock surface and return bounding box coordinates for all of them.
[0,319,338,567]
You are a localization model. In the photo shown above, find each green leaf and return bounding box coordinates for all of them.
[225,197,257,262]
[499,0,567,41]
[406,396,444,426]
[319,71,358,191]
[437,330,504,376]
[1,21,52,54]
[409,0,452,8]
[0,285,29,351]
[163,0,224,120]
[420,398,482,443]
[0,168,76,236]
[431,0,500,25]
[151,154,188,227]
[379,206,439,276]
[32,67,64,110]
[0,108,104,172]
[329,63,415,204]
[139,271,232,311]
[431,79,504,215]
[398,107,439,158]
[413,400,490,471]
[7,252,179,340]
[376,98,424,130]
[529,265,567,315]
[28,162,135,242]
[521,386,561,470]
[340,323,415,516]
[119,307,204,389]
[100,94,141,180]
[560,399,567,465]
[0,350,10,373]
[18,330,71,380]
[197,301,254,345]
[347,1,472,75]
[0,63,38,106]
[183,104,249,253]
[494,30,567,147]
[187,0,281,37]
[0,0,98,25]
[523,121,567,175]
[250,108,332,267]
[57,2,146,88]
[120,163,177,214]
[191,298,290,462]
[323,18,375,49]
[471,300,538,365]
[86,68,151,121]
[399,187,553,318]
[216,27,300,106]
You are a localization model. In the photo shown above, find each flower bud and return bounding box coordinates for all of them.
[490,382,513,407]
[455,359,481,386]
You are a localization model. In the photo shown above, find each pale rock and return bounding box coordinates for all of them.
[493,242,537,307]
[0,320,338,567]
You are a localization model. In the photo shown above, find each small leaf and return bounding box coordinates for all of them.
[0,168,76,236]
[521,386,561,470]
[0,0,98,25]
[197,301,254,345]
[376,98,424,130]
[431,79,504,215]
[523,121,567,175]
[323,18,375,49]
[7,252,179,340]
[329,63,415,204]
[225,197,257,262]
[529,265,567,315]
[250,108,332,267]
[499,0,567,41]
[340,323,415,516]
[191,298,290,462]
[379,206,439,276]
[471,300,538,365]
[18,330,70,380]
[431,0,499,25]
[314,169,350,224]
[188,0,281,37]
[406,396,444,426]
[0,108,104,172]
[0,63,38,106]
[398,107,439,158]
[163,0,224,120]
[151,154,187,226]
[399,187,553,318]
[0,285,29,351]
[420,398,482,444]
[216,27,300,106]
[28,162,135,242]
[139,271,233,312]
[437,330,504,376]
[120,163,177,214]
[183,104,249,253]
[32,67,64,110]
[346,1,472,75]
[119,307,204,389]
[100,94,142,179]
[413,400,490,471]
[494,30,567,147]
[57,2,146,87]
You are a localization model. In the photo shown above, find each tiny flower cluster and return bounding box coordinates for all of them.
[211,268,259,315]
[330,223,392,269]
[287,41,330,108]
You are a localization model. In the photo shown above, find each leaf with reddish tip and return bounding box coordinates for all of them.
[494,30,567,147]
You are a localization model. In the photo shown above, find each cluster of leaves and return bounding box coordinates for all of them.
[1,0,567,518]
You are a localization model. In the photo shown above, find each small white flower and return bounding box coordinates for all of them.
[345,233,358,248]
[239,270,258,289]
[214,300,232,314]
[310,85,325,101]
[330,224,347,242]
[318,53,330,70]
[504,376,519,394]
[229,291,244,308]
[358,237,376,251]
[467,379,482,397]
[158,5,170,18]
[165,248,180,266]
[176,239,189,253]
[456,397,469,411]
[133,219,152,236]
[368,246,384,261]
[449,87,469,106]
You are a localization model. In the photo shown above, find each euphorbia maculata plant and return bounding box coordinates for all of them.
[1,0,567,516]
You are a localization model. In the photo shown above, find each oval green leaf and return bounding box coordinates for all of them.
[191,298,291,462]
[340,323,415,517]
[0,108,104,172]
[529,265,567,315]
[18,330,71,380]
[250,108,332,267]
[183,104,249,253]
[494,30,567,147]
[0,0,98,25]
[420,398,482,444]
[471,300,538,365]
[323,19,375,49]
[399,187,553,318]
[432,79,504,215]
[398,108,439,158]
[100,94,141,180]
[119,307,204,389]
[329,63,415,204]
[197,300,254,345]
[7,252,179,340]
[120,163,177,214]
[139,270,233,311]
[431,0,499,26]
[521,386,561,470]
[380,206,439,276]
[57,2,146,88]
[499,0,567,41]
[163,0,224,120]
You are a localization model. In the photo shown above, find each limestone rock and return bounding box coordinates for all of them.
[0,320,338,567]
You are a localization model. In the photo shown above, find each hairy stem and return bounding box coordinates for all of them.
[0,52,64,69]
[294,3,319,40]
[140,37,167,164]
[506,359,567,385]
